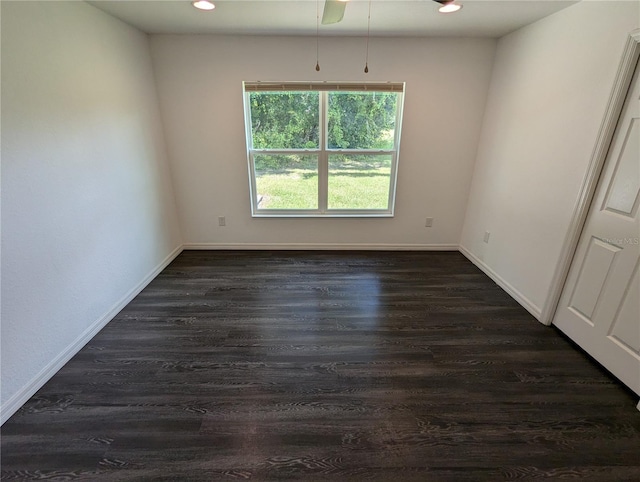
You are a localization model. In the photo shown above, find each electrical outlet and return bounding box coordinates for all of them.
[425,217,433,227]
[218,216,226,227]
[483,231,490,243]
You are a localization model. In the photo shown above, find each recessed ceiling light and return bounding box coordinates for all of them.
[439,2,462,14]
[192,0,215,11]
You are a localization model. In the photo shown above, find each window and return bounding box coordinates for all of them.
[243,82,405,217]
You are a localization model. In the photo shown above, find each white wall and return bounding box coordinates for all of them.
[149,35,496,248]
[460,1,640,319]
[1,1,182,421]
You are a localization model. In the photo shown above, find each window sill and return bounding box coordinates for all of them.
[251,212,395,218]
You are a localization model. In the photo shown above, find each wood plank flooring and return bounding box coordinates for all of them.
[2,251,639,481]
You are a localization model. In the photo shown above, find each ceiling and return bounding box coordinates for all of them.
[88,0,578,38]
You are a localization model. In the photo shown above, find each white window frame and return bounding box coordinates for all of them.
[243,82,405,217]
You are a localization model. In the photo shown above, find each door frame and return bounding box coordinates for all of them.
[541,29,640,326]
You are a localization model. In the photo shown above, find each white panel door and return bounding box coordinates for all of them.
[553,58,640,396]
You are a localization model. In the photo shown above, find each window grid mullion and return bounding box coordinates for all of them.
[318,91,328,213]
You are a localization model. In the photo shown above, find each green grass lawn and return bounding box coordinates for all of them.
[256,168,319,209]
[328,163,391,209]
[256,156,391,210]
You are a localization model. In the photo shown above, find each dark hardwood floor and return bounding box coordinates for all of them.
[2,251,639,481]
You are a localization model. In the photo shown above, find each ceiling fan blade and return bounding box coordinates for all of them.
[322,0,347,25]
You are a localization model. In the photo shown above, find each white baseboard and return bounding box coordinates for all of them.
[183,243,459,251]
[0,244,184,426]
[459,244,542,321]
